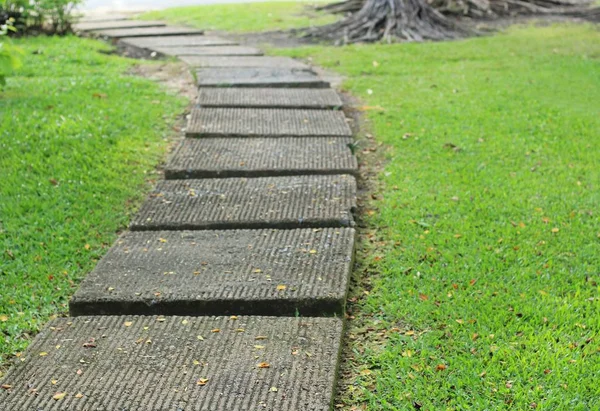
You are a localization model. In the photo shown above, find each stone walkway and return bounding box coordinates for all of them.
[0,18,358,410]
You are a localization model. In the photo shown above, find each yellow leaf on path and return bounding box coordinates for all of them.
[211,329,220,333]
[75,393,84,399]
[51,380,58,385]
[123,321,133,327]
[276,285,287,291]
[257,362,270,369]
[1,384,12,390]
[181,320,189,325]
[255,336,268,340]
[230,316,238,320]
[193,360,200,365]
[309,249,317,254]
[254,345,265,349]
[39,352,48,357]
[53,392,66,400]
[197,378,209,386]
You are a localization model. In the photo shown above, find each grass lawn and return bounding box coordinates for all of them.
[273,24,600,409]
[0,36,186,371]
[139,1,338,33]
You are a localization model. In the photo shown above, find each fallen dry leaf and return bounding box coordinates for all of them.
[53,392,67,400]
[257,362,270,369]
[124,321,133,327]
[276,285,287,291]
[197,378,209,386]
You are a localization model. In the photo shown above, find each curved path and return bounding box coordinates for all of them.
[0,18,358,410]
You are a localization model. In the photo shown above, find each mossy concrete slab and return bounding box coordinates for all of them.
[165,137,357,179]
[0,316,342,410]
[156,46,263,57]
[75,20,165,31]
[130,175,356,231]
[187,108,352,138]
[195,67,329,88]
[196,88,342,109]
[93,26,204,38]
[183,56,307,69]
[119,35,236,49]
[70,228,355,316]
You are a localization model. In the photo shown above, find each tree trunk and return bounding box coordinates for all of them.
[306,0,468,43]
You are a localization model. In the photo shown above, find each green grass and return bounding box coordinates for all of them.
[275,24,600,409]
[0,36,186,369]
[139,1,338,33]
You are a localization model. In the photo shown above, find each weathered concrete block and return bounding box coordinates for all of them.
[157,46,263,56]
[196,88,342,109]
[130,175,357,231]
[75,20,165,32]
[195,67,329,88]
[183,56,307,68]
[0,316,343,410]
[93,26,204,38]
[165,137,357,178]
[187,108,352,137]
[70,228,355,316]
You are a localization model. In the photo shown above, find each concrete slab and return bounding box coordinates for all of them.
[119,35,237,48]
[130,175,357,231]
[187,108,352,138]
[197,88,342,109]
[183,56,308,69]
[156,46,263,57]
[165,137,357,179]
[0,316,342,411]
[75,20,165,31]
[77,14,129,23]
[70,228,355,316]
[93,26,204,38]
[195,67,329,88]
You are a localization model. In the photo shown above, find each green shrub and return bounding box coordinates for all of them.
[1,0,82,34]
[0,17,22,87]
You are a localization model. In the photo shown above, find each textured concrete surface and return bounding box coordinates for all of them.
[195,67,329,88]
[183,56,307,69]
[119,35,236,48]
[70,228,355,316]
[93,26,204,38]
[0,316,342,410]
[155,46,263,56]
[130,175,357,230]
[197,88,342,109]
[187,108,352,137]
[165,137,357,178]
[75,19,165,31]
